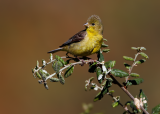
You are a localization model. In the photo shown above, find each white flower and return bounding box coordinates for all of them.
[134,98,141,109]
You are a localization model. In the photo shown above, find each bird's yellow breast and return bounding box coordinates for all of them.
[64,30,103,56]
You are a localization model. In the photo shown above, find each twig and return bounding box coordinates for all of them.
[108,93,133,114]
[108,73,149,114]
[45,59,102,81]
[45,61,82,80]
[126,52,140,82]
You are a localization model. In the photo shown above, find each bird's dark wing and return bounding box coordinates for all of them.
[59,30,87,47]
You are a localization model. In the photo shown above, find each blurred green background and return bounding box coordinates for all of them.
[0,0,160,114]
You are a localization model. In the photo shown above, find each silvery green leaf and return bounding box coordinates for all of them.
[64,65,74,78]
[50,78,59,82]
[140,47,146,51]
[131,47,138,50]
[50,53,53,61]
[55,55,65,66]
[130,73,140,77]
[44,83,48,90]
[111,69,129,77]
[135,59,146,64]
[112,102,119,108]
[42,59,46,66]
[140,52,149,59]
[103,38,107,42]
[102,49,110,53]
[123,56,134,61]
[36,72,41,79]
[124,63,131,69]
[37,60,39,67]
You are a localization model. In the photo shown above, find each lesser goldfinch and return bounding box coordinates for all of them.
[48,15,103,57]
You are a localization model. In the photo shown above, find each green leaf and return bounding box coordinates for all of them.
[85,86,88,91]
[111,69,129,77]
[88,62,97,73]
[36,72,41,79]
[140,47,146,51]
[123,111,127,114]
[89,84,96,90]
[125,101,131,106]
[140,52,149,59]
[128,78,144,85]
[103,38,107,42]
[64,65,74,78]
[57,74,65,85]
[44,83,48,90]
[50,53,53,61]
[124,63,131,69]
[102,49,110,53]
[123,56,134,61]
[50,78,59,82]
[126,81,133,86]
[139,89,148,111]
[105,60,116,68]
[130,101,139,113]
[101,42,108,47]
[109,90,115,94]
[37,60,39,67]
[101,80,107,86]
[89,77,94,82]
[94,81,109,102]
[96,67,103,84]
[94,92,102,102]
[131,47,139,50]
[130,73,140,77]
[135,59,146,64]
[32,68,35,73]
[42,59,46,66]
[55,55,65,66]
[52,61,63,73]
[152,104,160,114]
[38,69,47,80]
[106,78,113,88]
[97,50,104,62]
[112,102,119,108]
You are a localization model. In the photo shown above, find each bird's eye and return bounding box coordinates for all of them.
[92,23,95,26]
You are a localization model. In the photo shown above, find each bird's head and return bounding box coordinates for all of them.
[84,15,103,34]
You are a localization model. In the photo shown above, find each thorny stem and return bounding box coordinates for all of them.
[108,73,149,114]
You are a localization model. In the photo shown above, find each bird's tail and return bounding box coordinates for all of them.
[47,48,63,53]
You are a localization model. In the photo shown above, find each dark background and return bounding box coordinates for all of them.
[0,0,160,114]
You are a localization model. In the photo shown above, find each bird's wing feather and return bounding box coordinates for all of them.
[59,30,87,47]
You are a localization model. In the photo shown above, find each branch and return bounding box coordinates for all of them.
[108,73,149,114]
[108,93,133,114]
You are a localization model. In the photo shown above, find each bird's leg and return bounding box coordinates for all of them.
[73,56,86,66]
[66,52,70,58]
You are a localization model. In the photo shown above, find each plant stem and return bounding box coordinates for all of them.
[108,73,149,114]
[108,93,133,114]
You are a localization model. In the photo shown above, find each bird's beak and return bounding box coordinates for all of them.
[84,23,89,27]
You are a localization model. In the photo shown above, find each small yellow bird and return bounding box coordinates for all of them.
[48,15,103,57]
